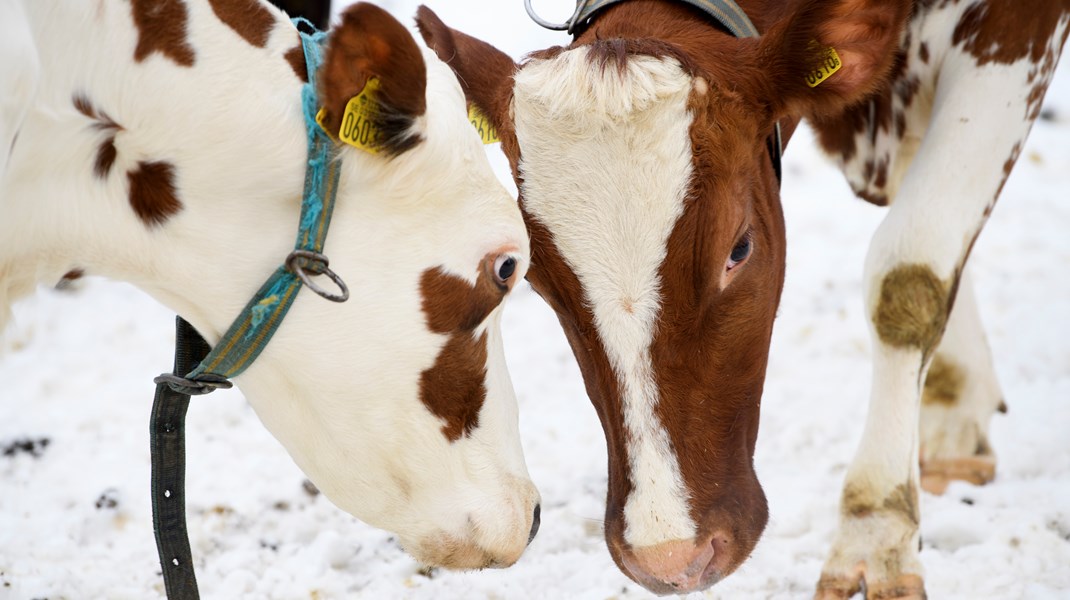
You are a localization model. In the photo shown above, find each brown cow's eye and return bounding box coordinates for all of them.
[727,234,753,270]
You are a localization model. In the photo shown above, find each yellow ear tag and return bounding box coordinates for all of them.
[468,104,500,145]
[805,46,843,88]
[316,78,383,154]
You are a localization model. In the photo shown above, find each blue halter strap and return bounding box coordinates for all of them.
[150,19,346,600]
[156,18,347,394]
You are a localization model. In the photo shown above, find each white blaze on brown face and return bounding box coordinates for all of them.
[512,47,701,550]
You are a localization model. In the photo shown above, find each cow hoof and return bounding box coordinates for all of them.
[919,455,996,495]
[816,572,926,600]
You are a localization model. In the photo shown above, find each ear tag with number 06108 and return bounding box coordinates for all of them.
[468,104,500,144]
[805,46,842,88]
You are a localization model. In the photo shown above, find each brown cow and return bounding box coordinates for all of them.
[416,0,1068,596]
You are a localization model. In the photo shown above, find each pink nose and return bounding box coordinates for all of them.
[619,536,729,595]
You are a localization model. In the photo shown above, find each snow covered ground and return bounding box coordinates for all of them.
[2,3,1068,599]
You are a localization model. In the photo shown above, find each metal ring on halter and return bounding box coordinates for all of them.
[286,249,350,303]
[153,372,233,396]
[524,0,585,32]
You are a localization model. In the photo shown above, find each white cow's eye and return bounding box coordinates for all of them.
[494,255,517,284]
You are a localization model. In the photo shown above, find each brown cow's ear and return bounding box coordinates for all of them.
[319,2,426,155]
[415,5,517,135]
[752,0,910,119]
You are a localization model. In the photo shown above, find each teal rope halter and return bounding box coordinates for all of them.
[155,18,347,394]
[150,19,346,600]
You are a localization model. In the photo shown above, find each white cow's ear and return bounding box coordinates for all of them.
[750,0,910,120]
[319,2,427,155]
[415,6,517,140]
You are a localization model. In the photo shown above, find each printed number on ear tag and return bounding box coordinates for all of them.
[468,105,500,145]
[316,78,383,154]
[805,46,842,88]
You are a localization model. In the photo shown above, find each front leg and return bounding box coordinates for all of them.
[816,23,1067,598]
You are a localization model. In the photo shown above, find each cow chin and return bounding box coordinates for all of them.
[394,474,540,570]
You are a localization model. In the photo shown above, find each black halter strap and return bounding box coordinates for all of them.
[150,317,209,600]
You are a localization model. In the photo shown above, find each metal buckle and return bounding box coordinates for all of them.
[524,0,586,32]
[285,249,350,303]
[153,373,233,396]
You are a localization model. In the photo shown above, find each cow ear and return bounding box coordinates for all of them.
[415,5,517,136]
[753,0,910,119]
[319,2,426,155]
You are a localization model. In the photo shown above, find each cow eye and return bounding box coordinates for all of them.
[727,233,753,271]
[494,255,517,284]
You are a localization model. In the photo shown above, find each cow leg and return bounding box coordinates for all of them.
[815,23,1068,600]
[918,268,1004,494]
[0,0,38,175]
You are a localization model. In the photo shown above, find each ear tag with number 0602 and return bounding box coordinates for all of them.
[316,77,382,154]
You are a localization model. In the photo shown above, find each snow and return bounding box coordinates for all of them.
[2,2,1068,599]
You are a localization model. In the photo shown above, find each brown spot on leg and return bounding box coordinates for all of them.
[841,480,919,526]
[882,482,919,525]
[127,161,183,227]
[207,0,277,48]
[130,0,195,67]
[873,264,949,353]
[922,355,965,406]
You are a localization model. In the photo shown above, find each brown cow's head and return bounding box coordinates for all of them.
[417,0,909,593]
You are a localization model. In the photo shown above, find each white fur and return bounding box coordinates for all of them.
[513,48,697,547]
[0,0,536,568]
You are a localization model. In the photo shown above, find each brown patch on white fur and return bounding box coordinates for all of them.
[952,1,1070,67]
[319,3,426,155]
[127,161,183,227]
[418,260,508,442]
[284,42,308,82]
[73,93,123,179]
[130,0,196,67]
[207,0,278,48]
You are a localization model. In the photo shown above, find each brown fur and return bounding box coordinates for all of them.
[127,161,183,227]
[872,264,949,353]
[73,93,123,179]
[922,354,964,406]
[207,0,277,48]
[841,480,919,525]
[952,0,1070,67]
[320,3,426,155]
[284,43,308,82]
[130,0,195,67]
[418,262,508,441]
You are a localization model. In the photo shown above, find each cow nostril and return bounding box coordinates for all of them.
[528,503,541,544]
